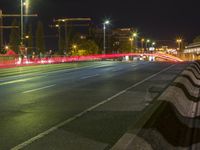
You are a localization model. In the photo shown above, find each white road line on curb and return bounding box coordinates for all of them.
[22,85,56,94]
[11,64,175,150]
[80,74,99,80]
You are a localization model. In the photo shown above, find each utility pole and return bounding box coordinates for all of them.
[21,0,24,45]
[0,9,37,53]
[64,21,68,54]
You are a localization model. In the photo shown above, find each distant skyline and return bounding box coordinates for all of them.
[1,0,200,44]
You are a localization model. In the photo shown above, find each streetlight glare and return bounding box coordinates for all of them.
[73,45,77,49]
[24,0,30,13]
[104,20,110,25]
[176,39,182,43]
[5,45,9,50]
[133,32,138,37]
[129,38,133,41]
[103,19,110,54]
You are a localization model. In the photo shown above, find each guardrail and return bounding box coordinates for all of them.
[112,61,200,150]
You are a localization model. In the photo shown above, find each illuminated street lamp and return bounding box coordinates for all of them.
[103,20,110,54]
[55,24,62,51]
[146,39,150,51]
[73,44,77,49]
[176,38,182,51]
[5,45,9,50]
[141,38,145,52]
[20,0,29,45]
[20,0,24,45]
[129,38,134,52]
[133,32,138,52]
[25,35,29,39]
[72,44,78,55]
[152,42,156,46]
[133,32,137,38]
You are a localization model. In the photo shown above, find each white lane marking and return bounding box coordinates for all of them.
[0,76,48,86]
[80,74,99,80]
[112,63,139,72]
[11,64,175,150]
[132,64,138,67]
[0,79,31,85]
[0,64,112,82]
[22,85,56,94]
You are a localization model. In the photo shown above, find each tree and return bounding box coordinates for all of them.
[35,21,45,53]
[79,39,99,55]
[193,36,200,43]
[71,39,99,56]
[9,19,20,53]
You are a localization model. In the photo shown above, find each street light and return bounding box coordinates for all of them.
[146,39,150,52]
[20,0,30,46]
[141,38,145,52]
[133,32,138,52]
[25,35,29,39]
[152,42,156,46]
[103,20,110,54]
[73,44,77,49]
[129,38,133,52]
[133,32,138,38]
[21,0,24,45]
[176,38,182,51]
[5,45,9,50]
[55,24,62,52]
[72,44,78,55]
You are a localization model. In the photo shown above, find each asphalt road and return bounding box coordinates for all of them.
[0,61,189,150]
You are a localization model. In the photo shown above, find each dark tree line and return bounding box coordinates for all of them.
[8,20,45,55]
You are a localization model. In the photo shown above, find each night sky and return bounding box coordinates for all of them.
[1,0,200,44]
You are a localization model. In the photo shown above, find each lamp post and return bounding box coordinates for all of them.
[146,39,150,52]
[129,38,133,53]
[72,44,77,55]
[21,0,28,45]
[103,20,110,54]
[176,39,182,51]
[20,0,24,45]
[133,32,138,52]
[141,38,145,53]
[55,24,62,53]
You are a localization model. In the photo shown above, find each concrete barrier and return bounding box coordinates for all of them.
[174,76,199,97]
[112,61,200,150]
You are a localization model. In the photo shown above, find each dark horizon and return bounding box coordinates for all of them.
[1,0,200,45]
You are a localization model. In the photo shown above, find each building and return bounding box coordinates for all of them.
[112,28,134,42]
[184,42,200,54]
[112,28,136,53]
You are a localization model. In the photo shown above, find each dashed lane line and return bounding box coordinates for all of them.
[22,84,56,94]
[11,64,175,150]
